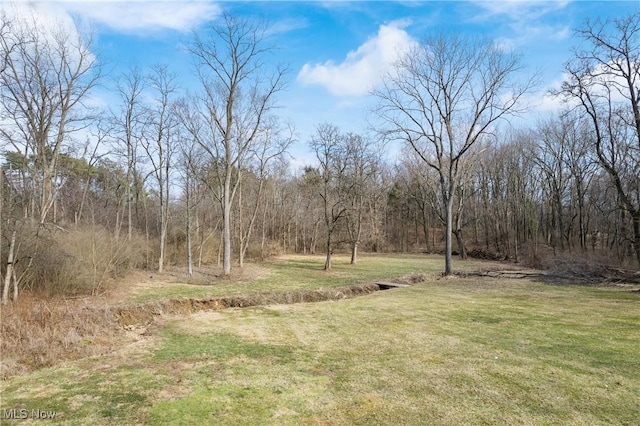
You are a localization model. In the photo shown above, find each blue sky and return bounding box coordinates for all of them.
[3,0,640,167]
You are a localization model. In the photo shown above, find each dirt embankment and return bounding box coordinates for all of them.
[112,283,382,327]
[1,283,387,379]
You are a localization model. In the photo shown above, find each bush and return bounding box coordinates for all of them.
[245,240,282,261]
[10,225,147,297]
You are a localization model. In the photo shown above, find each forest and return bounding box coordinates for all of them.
[1,9,639,303]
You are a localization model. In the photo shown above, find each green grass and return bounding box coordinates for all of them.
[127,253,447,303]
[1,255,639,425]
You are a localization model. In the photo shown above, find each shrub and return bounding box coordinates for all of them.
[8,225,147,297]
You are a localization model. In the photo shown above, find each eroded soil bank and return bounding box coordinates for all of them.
[112,283,382,327]
[2,274,417,379]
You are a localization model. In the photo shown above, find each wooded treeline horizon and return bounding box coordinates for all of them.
[1,10,639,302]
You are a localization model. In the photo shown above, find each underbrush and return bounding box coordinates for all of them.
[2,225,147,298]
[467,243,639,283]
[547,256,640,284]
[0,293,121,380]
[519,245,640,283]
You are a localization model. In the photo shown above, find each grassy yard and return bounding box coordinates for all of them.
[1,254,639,425]
[122,253,454,303]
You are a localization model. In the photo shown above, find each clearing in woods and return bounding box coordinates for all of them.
[1,254,639,425]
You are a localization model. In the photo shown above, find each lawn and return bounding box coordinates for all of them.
[122,253,453,303]
[1,254,639,425]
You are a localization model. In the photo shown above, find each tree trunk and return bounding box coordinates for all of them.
[444,192,454,276]
[324,230,332,271]
[302,221,307,254]
[40,166,53,225]
[311,221,318,254]
[350,242,358,265]
[514,216,520,263]
[158,219,167,273]
[222,174,232,275]
[218,233,223,267]
[240,179,265,267]
[127,165,133,241]
[422,205,430,252]
[12,260,18,302]
[238,184,244,269]
[158,171,170,273]
[453,229,467,260]
[633,212,640,267]
[2,229,17,303]
[222,208,231,275]
[143,194,150,267]
[454,192,467,260]
[260,204,268,261]
[186,202,193,277]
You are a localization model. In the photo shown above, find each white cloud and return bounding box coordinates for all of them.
[2,2,95,65]
[1,0,220,36]
[2,1,79,37]
[472,0,570,21]
[266,17,309,37]
[60,0,221,34]
[495,23,570,51]
[472,0,571,49]
[527,61,634,116]
[529,89,566,115]
[297,21,417,97]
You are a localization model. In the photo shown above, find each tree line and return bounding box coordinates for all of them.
[1,10,639,303]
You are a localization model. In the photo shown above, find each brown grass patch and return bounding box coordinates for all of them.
[0,280,382,379]
[0,293,123,379]
[106,263,271,302]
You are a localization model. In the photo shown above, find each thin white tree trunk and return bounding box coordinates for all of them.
[222,182,232,275]
[2,229,17,303]
[186,174,193,276]
[445,191,454,276]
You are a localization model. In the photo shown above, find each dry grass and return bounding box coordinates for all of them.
[1,267,638,425]
[0,294,123,380]
[2,254,638,425]
[1,254,443,379]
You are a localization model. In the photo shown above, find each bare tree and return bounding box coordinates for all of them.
[1,11,18,303]
[373,34,533,275]
[142,64,179,272]
[559,11,640,265]
[534,117,571,253]
[237,120,293,267]
[342,133,382,264]
[535,113,598,253]
[0,11,100,225]
[184,13,287,275]
[0,10,15,76]
[562,117,598,252]
[1,11,99,302]
[111,66,146,240]
[295,165,323,255]
[310,123,348,271]
[74,120,112,226]
[177,129,201,276]
[400,151,435,251]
